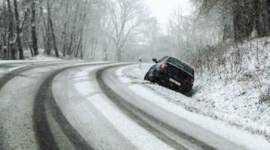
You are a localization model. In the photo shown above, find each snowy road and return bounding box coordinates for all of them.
[0,61,263,150]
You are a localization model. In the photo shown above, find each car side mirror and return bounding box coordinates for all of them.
[152,58,158,63]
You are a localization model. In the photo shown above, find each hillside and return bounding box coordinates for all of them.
[192,37,270,142]
[123,37,270,144]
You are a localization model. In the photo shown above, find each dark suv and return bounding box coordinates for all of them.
[144,56,194,93]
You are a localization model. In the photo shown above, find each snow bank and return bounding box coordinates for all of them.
[120,61,270,149]
[120,37,270,147]
[26,54,63,61]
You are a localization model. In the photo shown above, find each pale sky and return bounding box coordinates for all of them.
[144,0,192,27]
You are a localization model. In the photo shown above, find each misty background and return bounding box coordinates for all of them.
[1,0,270,65]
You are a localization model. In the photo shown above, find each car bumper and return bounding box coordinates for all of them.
[153,70,192,92]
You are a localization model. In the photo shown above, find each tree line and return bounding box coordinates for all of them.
[0,0,152,61]
[2,0,269,62]
[192,0,270,42]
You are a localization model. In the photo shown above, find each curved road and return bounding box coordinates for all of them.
[0,61,248,150]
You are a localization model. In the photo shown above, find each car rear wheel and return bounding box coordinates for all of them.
[179,85,192,94]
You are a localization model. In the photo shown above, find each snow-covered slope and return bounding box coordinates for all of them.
[121,37,270,148]
[119,63,270,149]
[193,38,270,142]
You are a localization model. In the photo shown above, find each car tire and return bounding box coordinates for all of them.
[185,86,192,93]
[144,72,150,80]
[180,85,192,94]
[145,71,155,82]
[149,71,156,82]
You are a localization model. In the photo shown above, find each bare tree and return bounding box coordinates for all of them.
[31,0,38,56]
[45,0,59,57]
[1,0,8,59]
[61,0,69,57]
[192,0,270,42]
[7,0,15,59]
[13,0,23,59]
[0,0,151,60]
[106,0,150,61]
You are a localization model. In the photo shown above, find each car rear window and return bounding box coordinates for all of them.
[157,56,168,63]
[168,57,194,76]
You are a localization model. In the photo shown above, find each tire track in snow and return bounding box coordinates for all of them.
[0,66,31,89]
[0,66,32,150]
[0,62,97,150]
[0,62,69,149]
[96,66,217,150]
[0,61,72,89]
[33,63,112,150]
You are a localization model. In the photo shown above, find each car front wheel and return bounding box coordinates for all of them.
[145,71,156,82]
[144,72,150,80]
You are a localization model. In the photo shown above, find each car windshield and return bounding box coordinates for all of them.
[168,57,194,75]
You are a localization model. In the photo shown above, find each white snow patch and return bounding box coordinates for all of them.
[26,54,62,61]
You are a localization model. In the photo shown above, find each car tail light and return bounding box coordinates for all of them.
[189,78,194,84]
[162,63,168,70]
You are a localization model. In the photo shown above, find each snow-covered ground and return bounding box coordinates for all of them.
[120,63,270,149]
[2,37,270,149]
[120,38,270,149]
[26,54,63,61]
[194,37,270,142]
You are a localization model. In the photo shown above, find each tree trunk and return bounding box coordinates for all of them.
[62,27,67,57]
[222,1,233,41]
[14,0,24,60]
[268,0,270,29]
[49,19,59,57]
[7,0,15,59]
[31,0,39,56]
[116,46,122,61]
[1,33,7,60]
[2,0,8,60]
[232,0,252,42]
[256,0,270,37]
[68,32,74,55]
[102,41,110,61]
[75,28,83,58]
[67,3,79,56]
[46,0,52,56]
[62,1,69,57]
